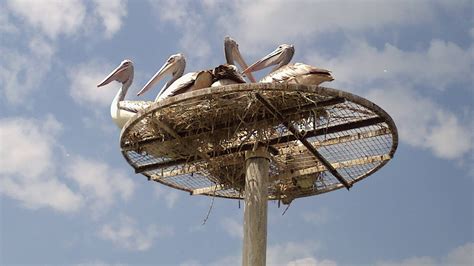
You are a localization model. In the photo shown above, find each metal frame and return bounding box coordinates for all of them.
[119,83,398,200]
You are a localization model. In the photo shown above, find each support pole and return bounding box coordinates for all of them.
[242,147,270,266]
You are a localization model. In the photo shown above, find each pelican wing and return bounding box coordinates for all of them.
[118,100,154,113]
[153,72,198,101]
[168,72,199,97]
[213,64,246,84]
[261,63,333,83]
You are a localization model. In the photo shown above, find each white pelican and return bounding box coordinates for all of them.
[137,53,213,101]
[223,36,256,82]
[97,60,153,129]
[243,44,334,85]
[211,36,256,87]
[211,36,255,87]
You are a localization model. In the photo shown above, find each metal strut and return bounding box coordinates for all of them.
[254,92,352,190]
[134,116,385,174]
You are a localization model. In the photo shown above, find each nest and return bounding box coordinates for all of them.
[120,83,398,204]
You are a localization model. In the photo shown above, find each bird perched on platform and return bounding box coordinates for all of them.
[97,60,153,129]
[211,64,246,87]
[211,36,256,87]
[243,44,334,86]
[137,53,213,101]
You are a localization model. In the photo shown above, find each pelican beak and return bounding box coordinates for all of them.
[224,36,234,66]
[232,44,257,83]
[136,59,174,96]
[97,62,129,87]
[224,36,256,83]
[243,46,285,74]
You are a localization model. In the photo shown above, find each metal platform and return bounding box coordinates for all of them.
[120,83,398,204]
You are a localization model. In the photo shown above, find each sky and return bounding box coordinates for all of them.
[0,0,473,265]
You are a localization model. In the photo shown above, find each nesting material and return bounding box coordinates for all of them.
[120,83,398,204]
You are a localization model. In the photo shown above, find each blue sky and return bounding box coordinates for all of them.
[1,0,473,265]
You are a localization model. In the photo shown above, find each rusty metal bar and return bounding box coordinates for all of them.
[190,154,390,195]
[134,116,384,174]
[122,96,345,150]
[254,93,352,190]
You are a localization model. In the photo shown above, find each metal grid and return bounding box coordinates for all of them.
[120,83,398,203]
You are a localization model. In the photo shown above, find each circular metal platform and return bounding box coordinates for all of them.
[120,83,398,203]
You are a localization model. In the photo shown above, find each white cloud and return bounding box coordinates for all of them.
[0,8,17,34]
[209,255,240,266]
[69,60,117,108]
[180,260,202,266]
[154,186,181,209]
[304,37,473,162]
[0,116,83,212]
[0,115,136,214]
[366,87,472,160]
[267,241,334,266]
[92,0,128,39]
[444,242,474,265]
[307,39,473,91]
[75,261,126,266]
[7,0,86,39]
[287,257,337,266]
[220,217,243,239]
[426,112,473,159]
[6,0,127,40]
[147,1,472,74]
[301,208,330,226]
[81,115,117,135]
[377,256,436,266]
[0,116,60,177]
[215,0,441,49]
[66,156,135,215]
[1,177,83,213]
[376,242,473,266]
[147,0,213,65]
[0,115,138,215]
[208,240,337,266]
[179,32,213,63]
[99,215,173,251]
[210,242,473,266]
[149,0,190,25]
[1,0,128,106]
[0,36,55,105]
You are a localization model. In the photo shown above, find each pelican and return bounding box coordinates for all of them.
[211,64,246,87]
[243,44,334,85]
[137,53,213,101]
[211,36,257,87]
[97,60,153,129]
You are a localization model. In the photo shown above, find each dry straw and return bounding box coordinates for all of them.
[120,83,398,204]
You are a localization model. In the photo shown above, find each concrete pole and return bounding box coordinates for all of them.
[242,147,270,266]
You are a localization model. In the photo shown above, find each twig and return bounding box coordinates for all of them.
[282,202,292,215]
[202,185,217,225]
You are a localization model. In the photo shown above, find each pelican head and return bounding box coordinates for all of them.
[97,59,134,87]
[224,36,256,82]
[224,36,238,65]
[243,44,295,74]
[136,53,186,97]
